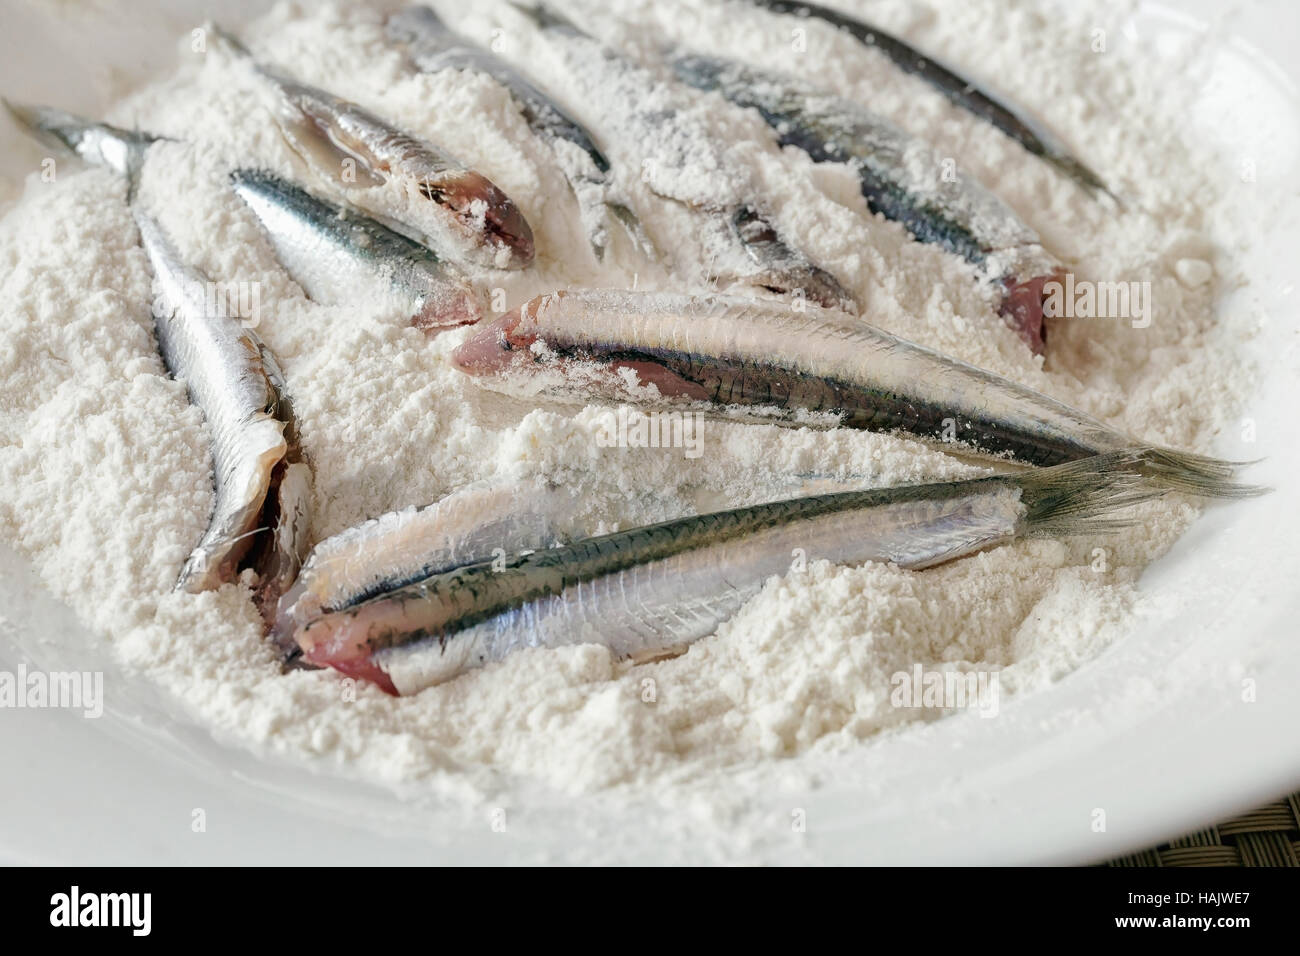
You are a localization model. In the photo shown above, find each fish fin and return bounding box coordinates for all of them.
[2,98,62,148]
[1133,447,1269,499]
[1043,152,1122,207]
[1013,452,1162,537]
[1014,446,1266,536]
[576,191,657,263]
[607,200,659,262]
[506,1,585,36]
[627,643,690,665]
[568,184,611,261]
[205,21,253,59]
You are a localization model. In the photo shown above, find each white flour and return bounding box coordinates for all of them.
[0,0,1255,803]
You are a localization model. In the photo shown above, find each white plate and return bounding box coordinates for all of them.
[2,0,1298,865]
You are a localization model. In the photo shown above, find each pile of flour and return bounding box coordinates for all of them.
[0,0,1254,798]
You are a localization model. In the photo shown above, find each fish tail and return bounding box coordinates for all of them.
[3,99,156,199]
[1045,153,1123,208]
[2,98,57,146]
[1000,272,1057,356]
[1013,451,1162,537]
[607,201,659,262]
[507,1,581,33]
[507,0,590,42]
[1133,447,1268,499]
[206,21,252,59]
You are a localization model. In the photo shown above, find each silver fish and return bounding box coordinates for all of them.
[672,53,1062,353]
[295,452,1160,694]
[230,169,483,331]
[2,99,156,185]
[509,2,853,310]
[744,0,1116,201]
[272,478,590,651]
[273,468,891,655]
[210,24,534,270]
[5,102,314,608]
[386,5,651,261]
[137,208,310,606]
[452,289,1257,496]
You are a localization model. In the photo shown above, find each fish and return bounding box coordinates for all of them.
[508,2,854,310]
[209,24,534,270]
[6,104,485,332]
[230,169,483,332]
[671,52,1062,352]
[4,102,315,613]
[272,478,591,653]
[385,4,652,261]
[272,468,892,656]
[726,204,855,313]
[451,289,1259,497]
[2,99,157,185]
[743,0,1115,201]
[293,451,1163,695]
[137,207,311,611]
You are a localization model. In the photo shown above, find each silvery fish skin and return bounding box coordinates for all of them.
[672,53,1062,353]
[272,468,892,656]
[744,0,1115,201]
[724,204,855,313]
[2,100,156,185]
[4,103,313,612]
[294,453,1159,695]
[385,5,650,260]
[230,169,482,331]
[509,2,853,310]
[211,25,534,270]
[272,479,591,651]
[452,289,1256,497]
[136,208,310,602]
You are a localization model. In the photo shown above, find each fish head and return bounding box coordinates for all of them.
[412,281,485,333]
[320,656,400,696]
[294,607,400,695]
[450,293,713,401]
[270,580,308,649]
[416,171,535,268]
[999,271,1060,356]
[450,304,542,374]
[267,552,326,655]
